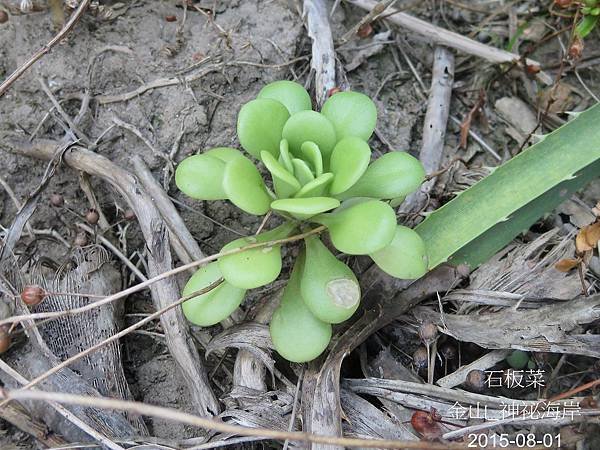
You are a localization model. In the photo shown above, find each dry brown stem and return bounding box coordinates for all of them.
[3,136,220,417]
[0,0,91,97]
[1,389,513,450]
[347,0,552,84]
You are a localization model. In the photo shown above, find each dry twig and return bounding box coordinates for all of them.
[4,136,220,417]
[0,360,125,450]
[346,0,552,84]
[401,47,454,216]
[303,0,337,107]
[132,155,205,266]
[1,389,505,450]
[0,0,91,97]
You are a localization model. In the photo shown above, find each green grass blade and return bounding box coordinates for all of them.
[415,103,600,269]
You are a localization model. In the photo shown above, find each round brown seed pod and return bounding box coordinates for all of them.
[20,285,46,306]
[418,321,438,344]
[581,396,598,409]
[413,346,429,373]
[410,409,442,440]
[124,209,136,221]
[465,369,487,392]
[85,209,99,225]
[0,11,8,24]
[74,232,88,247]
[50,193,64,207]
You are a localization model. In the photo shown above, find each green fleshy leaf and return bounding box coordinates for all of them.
[270,252,332,363]
[321,91,377,141]
[301,235,360,323]
[506,350,530,369]
[222,155,271,215]
[271,197,340,220]
[237,98,289,159]
[328,137,371,195]
[292,158,315,185]
[205,147,243,163]
[182,262,246,326]
[278,139,294,173]
[261,151,301,199]
[258,80,312,115]
[300,141,323,177]
[313,200,396,254]
[218,222,296,289]
[337,152,425,200]
[175,154,227,200]
[415,104,600,270]
[282,110,337,161]
[294,173,334,198]
[576,14,599,38]
[369,225,428,279]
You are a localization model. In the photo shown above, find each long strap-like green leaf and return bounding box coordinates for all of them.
[416,103,600,269]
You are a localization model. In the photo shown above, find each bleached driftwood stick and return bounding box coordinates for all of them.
[401,46,454,215]
[133,155,205,265]
[436,349,510,389]
[347,0,552,85]
[303,0,337,108]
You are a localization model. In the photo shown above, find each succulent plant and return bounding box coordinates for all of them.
[176,80,428,362]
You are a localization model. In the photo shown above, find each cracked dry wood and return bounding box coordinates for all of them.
[303,0,336,108]
[132,154,204,270]
[436,349,511,389]
[347,0,552,85]
[401,46,454,216]
[414,294,600,357]
[5,137,220,417]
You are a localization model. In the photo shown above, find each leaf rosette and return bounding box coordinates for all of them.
[176,80,428,362]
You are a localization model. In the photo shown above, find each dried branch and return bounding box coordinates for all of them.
[459,89,486,150]
[346,0,552,84]
[0,0,91,97]
[2,389,484,450]
[414,294,600,357]
[0,400,67,447]
[436,350,510,389]
[400,46,454,216]
[3,136,220,417]
[338,0,398,45]
[233,288,283,392]
[0,359,124,450]
[132,155,205,265]
[303,0,337,107]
